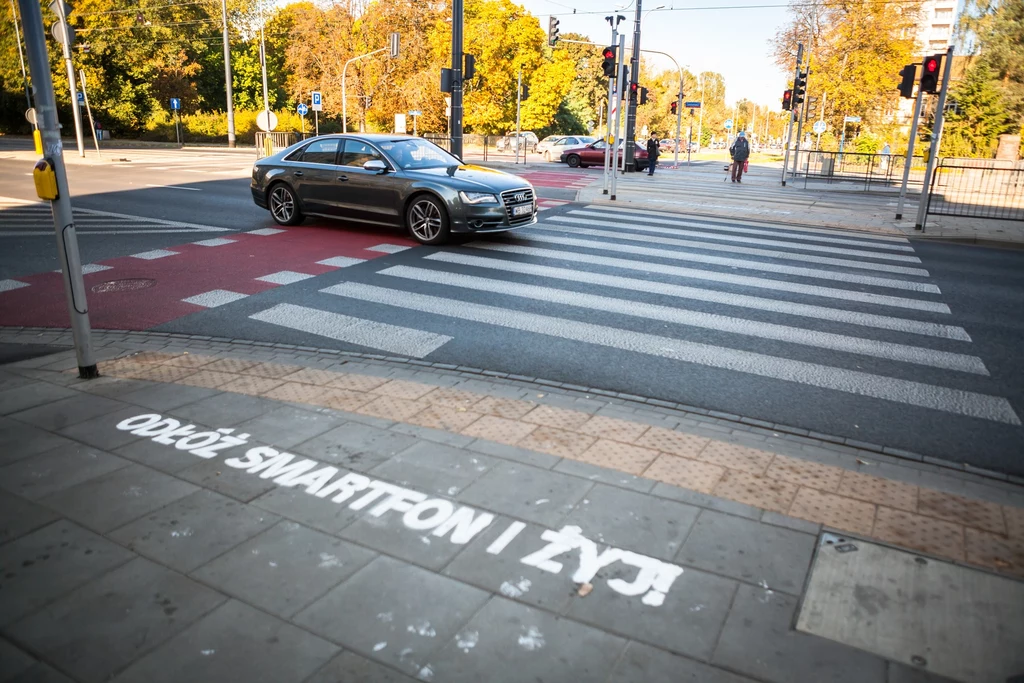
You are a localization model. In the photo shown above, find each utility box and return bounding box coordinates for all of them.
[821,156,835,176]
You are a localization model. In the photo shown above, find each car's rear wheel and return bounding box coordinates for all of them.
[268,183,304,226]
[566,154,581,168]
[407,195,450,245]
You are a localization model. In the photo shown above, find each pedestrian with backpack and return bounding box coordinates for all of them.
[729,131,750,183]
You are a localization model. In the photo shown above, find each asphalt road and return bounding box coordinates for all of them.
[1,146,1022,474]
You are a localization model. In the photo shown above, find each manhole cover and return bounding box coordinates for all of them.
[91,278,156,293]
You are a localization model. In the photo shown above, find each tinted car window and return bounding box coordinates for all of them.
[564,137,578,145]
[340,140,384,168]
[300,138,340,165]
[285,143,309,161]
[378,138,459,170]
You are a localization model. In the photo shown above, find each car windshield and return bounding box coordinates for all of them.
[579,136,597,143]
[377,138,461,170]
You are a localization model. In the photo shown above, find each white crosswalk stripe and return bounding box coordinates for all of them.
[245,204,1016,425]
[0,195,229,235]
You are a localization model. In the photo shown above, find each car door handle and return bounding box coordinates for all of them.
[337,175,349,182]
[292,171,303,177]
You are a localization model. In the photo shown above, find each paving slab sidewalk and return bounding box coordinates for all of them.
[0,333,1021,683]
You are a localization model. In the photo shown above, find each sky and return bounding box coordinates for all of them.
[516,0,793,108]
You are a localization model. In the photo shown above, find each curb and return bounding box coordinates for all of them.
[4,324,1019,488]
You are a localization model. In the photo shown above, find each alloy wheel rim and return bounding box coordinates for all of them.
[410,200,442,241]
[270,187,294,222]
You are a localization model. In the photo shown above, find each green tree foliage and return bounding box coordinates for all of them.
[959,0,1024,121]
[939,63,1015,156]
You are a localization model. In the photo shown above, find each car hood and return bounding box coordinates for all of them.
[401,164,531,192]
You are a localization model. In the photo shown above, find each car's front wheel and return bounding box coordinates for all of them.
[268,183,304,226]
[566,154,581,168]
[406,195,450,245]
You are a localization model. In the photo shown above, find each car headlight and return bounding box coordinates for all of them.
[459,191,499,205]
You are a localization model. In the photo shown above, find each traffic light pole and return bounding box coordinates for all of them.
[781,43,802,186]
[791,73,809,182]
[915,45,954,232]
[895,79,924,220]
[450,0,464,160]
[602,26,619,196]
[18,0,96,377]
[610,33,626,200]
[674,89,682,168]
[623,0,642,172]
[52,0,85,158]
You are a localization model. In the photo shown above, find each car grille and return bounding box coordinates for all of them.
[501,188,536,225]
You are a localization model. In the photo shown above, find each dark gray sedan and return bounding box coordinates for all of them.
[250,134,537,245]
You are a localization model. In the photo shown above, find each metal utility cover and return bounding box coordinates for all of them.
[797,534,1024,683]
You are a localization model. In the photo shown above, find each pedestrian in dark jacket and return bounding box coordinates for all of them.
[729,131,750,182]
[646,134,660,176]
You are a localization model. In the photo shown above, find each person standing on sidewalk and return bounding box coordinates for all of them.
[729,131,750,183]
[646,134,660,176]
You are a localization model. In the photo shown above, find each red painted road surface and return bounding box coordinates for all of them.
[518,170,597,190]
[0,224,416,330]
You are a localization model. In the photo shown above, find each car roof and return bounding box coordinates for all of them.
[313,133,421,143]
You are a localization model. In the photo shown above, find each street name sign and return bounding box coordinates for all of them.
[684,101,701,108]
[844,116,861,123]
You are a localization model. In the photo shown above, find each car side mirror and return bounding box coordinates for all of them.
[363,159,387,173]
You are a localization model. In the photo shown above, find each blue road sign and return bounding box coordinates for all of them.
[311,91,322,111]
[813,120,827,134]
[169,98,181,111]
[724,118,733,130]
[76,91,84,104]
[297,103,308,116]
[684,101,701,108]
[844,115,861,123]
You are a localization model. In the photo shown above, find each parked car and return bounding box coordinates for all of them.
[536,135,597,162]
[495,131,539,153]
[658,138,680,153]
[251,134,537,245]
[559,139,649,171]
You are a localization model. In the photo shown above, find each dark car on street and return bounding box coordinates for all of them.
[559,139,649,171]
[251,134,537,245]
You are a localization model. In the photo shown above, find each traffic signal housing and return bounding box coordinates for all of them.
[601,47,616,77]
[629,81,638,102]
[792,73,806,105]
[897,63,916,99]
[639,87,648,105]
[920,54,942,93]
[782,89,792,111]
[548,17,560,46]
[670,101,677,115]
[464,53,476,81]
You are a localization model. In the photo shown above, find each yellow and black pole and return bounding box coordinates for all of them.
[19,0,97,378]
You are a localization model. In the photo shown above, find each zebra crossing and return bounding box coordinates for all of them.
[0,196,230,236]
[242,203,1018,428]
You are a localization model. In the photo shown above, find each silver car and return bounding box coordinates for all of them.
[537,135,597,162]
[251,134,537,245]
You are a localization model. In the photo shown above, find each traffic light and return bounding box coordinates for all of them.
[920,54,942,93]
[628,81,638,101]
[897,63,916,99]
[601,46,616,77]
[464,53,476,81]
[620,66,630,95]
[792,72,806,105]
[548,16,560,46]
[782,89,792,110]
[639,87,648,105]
[670,101,677,115]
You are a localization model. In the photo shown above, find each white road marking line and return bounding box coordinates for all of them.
[317,256,366,268]
[145,184,201,191]
[256,271,314,285]
[55,264,112,275]
[182,289,248,308]
[250,303,451,358]
[381,265,987,375]
[70,206,230,232]
[567,209,916,252]
[539,219,929,278]
[193,238,237,247]
[545,216,922,264]
[248,228,286,236]
[322,282,1019,424]
[471,242,950,314]
[130,249,180,260]
[514,234,946,302]
[426,252,972,341]
[0,229,230,236]
[0,279,29,292]
[368,244,413,254]
[582,203,910,243]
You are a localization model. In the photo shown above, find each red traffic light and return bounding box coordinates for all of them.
[925,57,938,73]
[630,82,638,92]
[603,48,615,60]
[783,90,791,101]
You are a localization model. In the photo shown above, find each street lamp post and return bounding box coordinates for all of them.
[220,0,235,147]
[258,0,269,128]
[8,0,31,111]
[342,48,386,133]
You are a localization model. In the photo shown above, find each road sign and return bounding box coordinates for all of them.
[25,108,37,125]
[724,119,733,130]
[297,103,308,116]
[256,110,278,132]
[395,113,407,134]
[50,21,75,45]
[169,98,181,111]
[48,0,71,18]
[409,109,422,117]
[844,116,861,123]
[311,91,322,112]
[76,91,84,105]
[684,101,701,108]
[812,120,826,134]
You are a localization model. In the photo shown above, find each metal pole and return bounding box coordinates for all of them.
[258,0,269,126]
[611,34,626,200]
[781,43,802,186]
[18,0,95,377]
[617,34,627,174]
[622,0,642,172]
[896,78,923,220]
[674,89,682,168]
[52,1,84,157]
[314,109,318,136]
[915,45,954,231]
[514,69,522,165]
[9,0,31,110]
[78,69,99,156]
[220,0,235,147]
[450,0,464,159]
[603,24,618,195]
